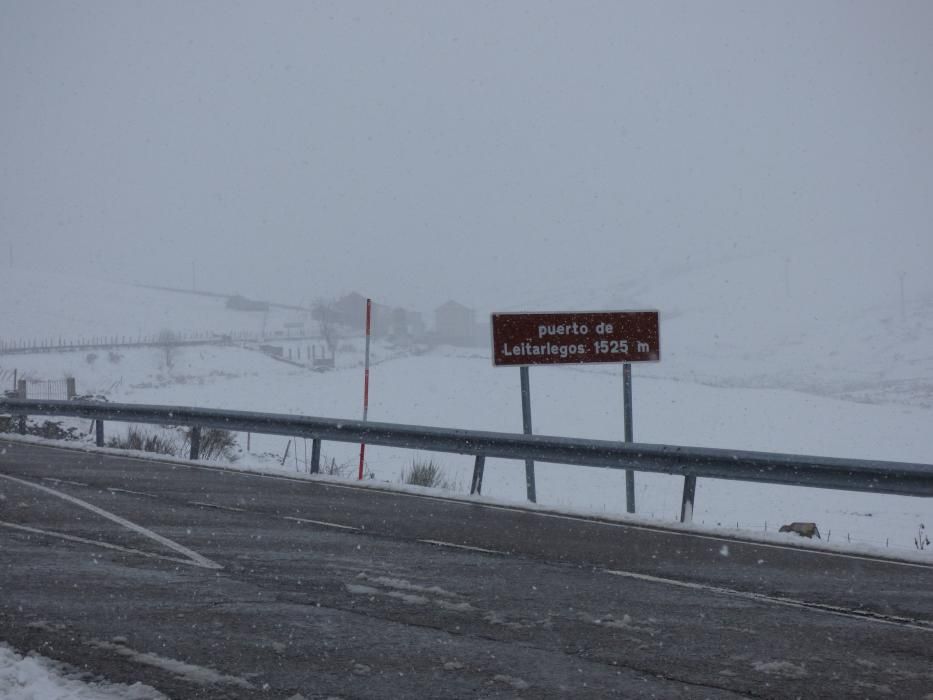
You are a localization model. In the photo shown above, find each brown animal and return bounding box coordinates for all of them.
[779,522,821,539]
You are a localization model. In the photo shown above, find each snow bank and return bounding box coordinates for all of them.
[0,643,166,700]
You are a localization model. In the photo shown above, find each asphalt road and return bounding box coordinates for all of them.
[1,440,931,699]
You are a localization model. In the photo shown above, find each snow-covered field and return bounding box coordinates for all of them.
[2,266,932,560]
[5,344,931,552]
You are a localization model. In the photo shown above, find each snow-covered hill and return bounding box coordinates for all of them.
[510,254,933,408]
[1,267,931,557]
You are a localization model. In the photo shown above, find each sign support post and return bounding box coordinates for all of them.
[519,366,537,503]
[623,362,635,513]
[490,310,660,508]
[358,298,372,480]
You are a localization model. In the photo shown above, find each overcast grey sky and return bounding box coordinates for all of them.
[2,1,931,311]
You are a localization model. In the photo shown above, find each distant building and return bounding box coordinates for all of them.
[327,292,368,327]
[323,292,392,337]
[391,307,425,340]
[314,293,428,342]
[434,301,476,346]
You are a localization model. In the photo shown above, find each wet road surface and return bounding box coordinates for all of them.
[1,440,931,698]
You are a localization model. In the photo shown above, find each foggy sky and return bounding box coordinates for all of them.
[2,1,931,312]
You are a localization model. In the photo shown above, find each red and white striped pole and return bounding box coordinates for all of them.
[358,298,372,480]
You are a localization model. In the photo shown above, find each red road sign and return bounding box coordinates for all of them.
[491,311,659,366]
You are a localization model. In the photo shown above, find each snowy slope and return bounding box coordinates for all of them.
[511,254,933,408]
[4,341,932,556]
[1,268,931,556]
[4,259,932,410]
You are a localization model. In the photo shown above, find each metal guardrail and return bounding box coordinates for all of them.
[2,398,932,523]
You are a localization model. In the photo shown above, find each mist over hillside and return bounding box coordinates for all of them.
[2,261,931,411]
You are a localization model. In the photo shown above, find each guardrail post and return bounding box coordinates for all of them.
[310,438,321,473]
[470,455,486,495]
[190,426,201,460]
[680,475,697,523]
[95,420,104,447]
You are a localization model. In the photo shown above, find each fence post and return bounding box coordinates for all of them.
[66,378,76,399]
[95,420,104,447]
[17,380,26,399]
[190,426,201,460]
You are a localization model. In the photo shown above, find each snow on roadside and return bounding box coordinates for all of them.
[3,334,932,559]
[0,643,167,700]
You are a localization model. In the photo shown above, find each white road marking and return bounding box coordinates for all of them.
[283,516,360,531]
[230,468,931,570]
[88,640,253,689]
[107,487,159,498]
[187,501,246,513]
[8,441,930,570]
[418,539,507,556]
[42,477,89,487]
[0,473,221,570]
[0,521,210,569]
[603,568,933,632]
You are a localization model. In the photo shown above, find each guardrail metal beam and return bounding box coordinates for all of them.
[2,398,932,499]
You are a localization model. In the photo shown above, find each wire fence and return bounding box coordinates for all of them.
[0,330,268,355]
[23,379,72,400]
